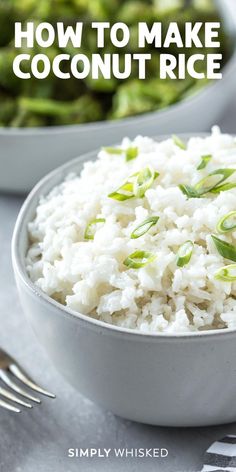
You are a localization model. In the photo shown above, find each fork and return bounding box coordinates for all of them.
[0,348,55,413]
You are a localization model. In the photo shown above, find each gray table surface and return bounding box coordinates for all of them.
[1,101,236,472]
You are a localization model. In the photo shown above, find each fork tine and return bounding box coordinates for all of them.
[9,364,55,399]
[0,397,21,413]
[0,371,41,403]
[0,386,32,409]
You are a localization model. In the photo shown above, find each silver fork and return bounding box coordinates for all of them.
[0,348,55,413]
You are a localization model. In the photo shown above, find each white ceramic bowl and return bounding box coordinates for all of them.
[2,0,236,194]
[12,137,236,427]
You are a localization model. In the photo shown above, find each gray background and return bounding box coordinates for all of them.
[1,99,236,472]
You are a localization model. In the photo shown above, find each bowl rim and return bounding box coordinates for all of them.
[2,46,236,136]
[0,76,223,135]
[12,132,236,341]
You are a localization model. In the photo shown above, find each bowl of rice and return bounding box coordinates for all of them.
[12,128,236,426]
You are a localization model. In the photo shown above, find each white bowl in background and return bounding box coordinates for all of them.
[12,137,236,427]
[2,0,236,194]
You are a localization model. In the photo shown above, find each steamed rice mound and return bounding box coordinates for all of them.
[26,127,236,333]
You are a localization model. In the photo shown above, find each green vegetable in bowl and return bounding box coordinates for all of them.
[17,95,103,125]
[0,0,230,127]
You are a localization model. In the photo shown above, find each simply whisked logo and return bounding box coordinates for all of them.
[68,447,169,459]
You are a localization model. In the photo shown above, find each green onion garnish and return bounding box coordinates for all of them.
[211,235,236,262]
[103,146,138,162]
[84,218,106,240]
[125,147,138,162]
[109,167,158,201]
[172,135,187,150]
[103,147,123,155]
[210,183,236,194]
[217,211,236,234]
[179,168,236,199]
[133,166,159,198]
[124,251,156,269]
[215,264,236,282]
[197,154,212,170]
[131,216,159,239]
[195,168,236,195]
[179,184,200,199]
[108,181,134,201]
[176,241,194,267]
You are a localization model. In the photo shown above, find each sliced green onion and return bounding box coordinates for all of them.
[197,154,212,170]
[108,181,134,201]
[109,167,158,201]
[103,146,138,162]
[179,169,236,199]
[215,264,236,282]
[210,182,236,194]
[84,218,106,240]
[124,251,156,269]
[103,147,123,155]
[131,216,159,239]
[195,168,236,195]
[176,241,194,267]
[133,166,159,198]
[217,211,236,234]
[172,135,187,150]
[179,184,200,199]
[125,147,138,162]
[211,235,236,262]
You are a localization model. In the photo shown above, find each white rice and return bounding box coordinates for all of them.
[26,127,236,333]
